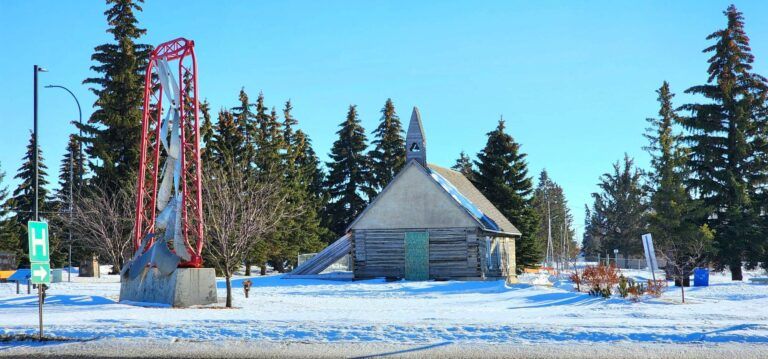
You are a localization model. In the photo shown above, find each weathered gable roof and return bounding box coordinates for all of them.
[427,164,521,236]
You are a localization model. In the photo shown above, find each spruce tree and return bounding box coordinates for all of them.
[199,100,214,163]
[473,119,541,270]
[588,155,647,260]
[208,110,245,168]
[324,105,375,235]
[294,130,326,200]
[57,135,86,204]
[369,98,405,191]
[51,135,86,266]
[645,81,713,285]
[452,151,474,179]
[6,132,52,261]
[0,162,17,258]
[582,205,600,256]
[679,5,768,279]
[266,101,328,268]
[231,89,257,169]
[79,0,152,194]
[282,100,298,160]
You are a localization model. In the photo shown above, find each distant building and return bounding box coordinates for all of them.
[291,107,521,281]
[0,252,16,271]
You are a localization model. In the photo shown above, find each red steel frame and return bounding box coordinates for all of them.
[134,38,204,268]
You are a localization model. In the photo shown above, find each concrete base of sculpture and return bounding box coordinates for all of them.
[120,267,217,307]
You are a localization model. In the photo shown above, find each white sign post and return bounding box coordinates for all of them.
[641,233,658,281]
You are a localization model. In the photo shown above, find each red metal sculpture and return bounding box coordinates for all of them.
[134,38,204,268]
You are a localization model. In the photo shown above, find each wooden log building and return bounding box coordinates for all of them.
[291,107,521,282]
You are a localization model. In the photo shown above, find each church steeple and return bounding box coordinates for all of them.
[405,106,426,167]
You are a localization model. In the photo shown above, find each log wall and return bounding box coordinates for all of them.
[353,227,488,279]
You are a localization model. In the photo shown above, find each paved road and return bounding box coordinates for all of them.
[2,339,767,358]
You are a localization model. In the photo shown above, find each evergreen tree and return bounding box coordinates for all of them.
[369,98,405,191]
[231,89,257,169]
[266,101,328,269]
[50,135,87,267]
[473,118,541,270]
[679,5,768,279]
[587,155,647,260]
[79,0,152,194]
[581,205,600,256]
[199,100,214,163]
[294,130,326,200]
[645,81,714,285]
[252,93,284,173]
[452,151,474,179]
[6,132,52,262]
[57,135,86,204]
[0,162,17,258]
[282,100,298,159]
[208,109,245,168]
[531,170,577,263]
[324,105,375,235]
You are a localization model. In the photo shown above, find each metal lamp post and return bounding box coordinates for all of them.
[45,84,82,283]
[32,64,48,341]
[33,65,48,222]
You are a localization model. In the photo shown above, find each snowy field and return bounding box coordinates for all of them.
[1,268,768,357]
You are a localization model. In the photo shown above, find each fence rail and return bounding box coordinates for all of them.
[580,256,667,270]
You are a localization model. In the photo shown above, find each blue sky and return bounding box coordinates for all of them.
[1,1,767,241]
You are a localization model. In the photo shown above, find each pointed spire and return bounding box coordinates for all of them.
[405,106,427,167]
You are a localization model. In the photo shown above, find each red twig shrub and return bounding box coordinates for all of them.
[645,279,667,298]
[582,264,620,298]
[569,269,583,292]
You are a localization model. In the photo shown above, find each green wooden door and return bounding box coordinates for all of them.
[404,232,429,280]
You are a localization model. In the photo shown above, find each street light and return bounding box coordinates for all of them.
[45,84,82,283]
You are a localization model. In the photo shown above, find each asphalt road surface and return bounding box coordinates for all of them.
[1,339,767,358]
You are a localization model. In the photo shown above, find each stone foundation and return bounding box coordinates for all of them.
[120,267,217,307]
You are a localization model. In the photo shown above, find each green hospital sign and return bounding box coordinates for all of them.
[27,221,50,284]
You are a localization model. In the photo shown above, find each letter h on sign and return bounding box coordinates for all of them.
[28,221,50,263]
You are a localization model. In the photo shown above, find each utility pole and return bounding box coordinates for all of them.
[546,199,554,271]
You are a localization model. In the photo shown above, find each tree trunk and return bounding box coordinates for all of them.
[272,259,285,273]
[674,276,690,287]
[729,262,743,281]
[681,282,685,304]
[260,263,267,276]
[225,273,233,308]
[244,259,251,276]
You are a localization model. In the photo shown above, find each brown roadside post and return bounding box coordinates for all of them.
[243,279,252,298]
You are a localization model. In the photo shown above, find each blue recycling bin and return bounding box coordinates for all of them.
[693,268,709,287]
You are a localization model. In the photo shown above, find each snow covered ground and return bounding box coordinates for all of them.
[1,268,767,356]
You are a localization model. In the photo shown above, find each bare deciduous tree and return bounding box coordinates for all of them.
[657,224,714,303]
[69,185,135,274]
[203,163,300,307]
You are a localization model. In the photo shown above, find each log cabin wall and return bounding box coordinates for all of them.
[352,227,483,279]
